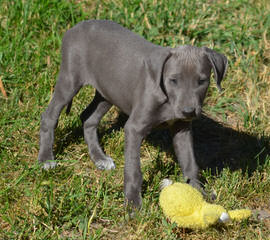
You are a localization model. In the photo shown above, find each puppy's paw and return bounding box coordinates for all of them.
[187,178,208,197]
[124,196,142,220]
[42,161,57,170]
[95,157,115,170]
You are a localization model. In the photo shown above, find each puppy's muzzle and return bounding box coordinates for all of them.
[182,107,196,119]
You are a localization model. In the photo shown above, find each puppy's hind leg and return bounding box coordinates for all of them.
[81,91,115,170]
[38,72,82,169]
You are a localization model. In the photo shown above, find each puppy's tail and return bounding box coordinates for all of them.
[66,99,73,115]
[160,179,173,190]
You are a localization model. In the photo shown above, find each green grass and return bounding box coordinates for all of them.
[0,0,270,239]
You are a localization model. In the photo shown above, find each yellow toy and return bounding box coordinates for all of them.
[159,179,251,229]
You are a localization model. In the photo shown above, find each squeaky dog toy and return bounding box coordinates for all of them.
[159,179,251,229]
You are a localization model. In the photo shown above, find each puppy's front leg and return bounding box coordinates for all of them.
[123,120,146,209]
[170,121,200,189]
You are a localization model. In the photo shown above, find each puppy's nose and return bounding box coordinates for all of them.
[182,107,196,118]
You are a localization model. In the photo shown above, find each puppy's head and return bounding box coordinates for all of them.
[162,45,228,121]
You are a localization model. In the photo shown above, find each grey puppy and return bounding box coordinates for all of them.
[38,20,227,208]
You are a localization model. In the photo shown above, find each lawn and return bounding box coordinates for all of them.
[0,0,269,239]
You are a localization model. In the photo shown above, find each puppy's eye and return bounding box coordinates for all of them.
[198,79,207,86]
[170,78,177,84]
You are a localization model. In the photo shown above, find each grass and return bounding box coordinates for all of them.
[0,0,270,239]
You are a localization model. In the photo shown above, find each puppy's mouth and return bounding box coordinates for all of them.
[171,115,196,123]
[166,112,200,127]
[175,109,201,121]
[181,117,195,122]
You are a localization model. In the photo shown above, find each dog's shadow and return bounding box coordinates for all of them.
[55,112,269,177]
[192,116,269,174]
[146,115,269,176]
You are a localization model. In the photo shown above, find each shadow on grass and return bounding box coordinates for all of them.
[146,115,269,177]
[54,112,269,177]
[54,122,84,157]
[192,116,269,175]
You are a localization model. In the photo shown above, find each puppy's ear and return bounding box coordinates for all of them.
[203,47,228,91]
[143,50,172,104]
